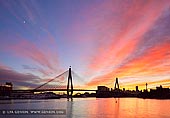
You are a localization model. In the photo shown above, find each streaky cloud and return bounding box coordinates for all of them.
[0,65,41,89]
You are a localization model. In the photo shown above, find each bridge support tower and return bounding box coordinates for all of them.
[67,66,73,99]
[114,77,119,90]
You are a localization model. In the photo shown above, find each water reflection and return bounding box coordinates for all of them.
[67,99,73,118]
[0,98,170,118]
[0,100,51,104]
[114,98,119,118]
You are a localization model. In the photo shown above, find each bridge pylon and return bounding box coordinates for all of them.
[114,77,119,90]
[67,66,73,99]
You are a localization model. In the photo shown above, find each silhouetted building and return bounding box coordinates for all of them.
[0,82,13,97]
[97,86,111,98]
[140,85,170,99]
[97,86,109,91]
[146,83,148,91]
[136,86,139,92]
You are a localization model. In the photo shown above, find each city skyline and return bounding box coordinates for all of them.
[0,0,170,90]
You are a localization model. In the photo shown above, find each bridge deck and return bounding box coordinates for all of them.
[13,89,97,92]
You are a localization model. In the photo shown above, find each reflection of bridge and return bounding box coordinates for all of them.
[32,66,96,99]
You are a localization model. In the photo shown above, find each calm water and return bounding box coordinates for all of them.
[0,98,170,118]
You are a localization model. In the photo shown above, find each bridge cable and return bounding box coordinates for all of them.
[34,70,68,90]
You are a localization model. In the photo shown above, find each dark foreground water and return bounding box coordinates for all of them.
[0,98,170,118]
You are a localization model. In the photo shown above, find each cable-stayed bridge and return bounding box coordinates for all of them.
[32,66,96,99]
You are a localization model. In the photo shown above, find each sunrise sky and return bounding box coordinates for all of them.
[0,0,170,90]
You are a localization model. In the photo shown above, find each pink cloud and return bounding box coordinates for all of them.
[85,1,170,75]
[0,32,60,76]
[0,62,11,70]
[0,29,60,77]
[82,1,170,88]
[10,40,54,69]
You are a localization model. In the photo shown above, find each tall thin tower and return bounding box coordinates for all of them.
[114,77,119,90]
[67,66,73,99]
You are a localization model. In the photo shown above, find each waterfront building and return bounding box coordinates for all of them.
[0,82,13,97]
[97,86,111,98]
[97,86,109,91]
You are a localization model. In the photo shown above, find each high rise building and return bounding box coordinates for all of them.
[136,86,139,92]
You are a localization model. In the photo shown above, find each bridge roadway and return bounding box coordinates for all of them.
[13,89,97,92]
[33,89,97,92]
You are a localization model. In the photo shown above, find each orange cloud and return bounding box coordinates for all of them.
[123,78,170,90]
[118,42,170,76]
[86,41,170,89]
[84,1,170,89]
[87,0,169,75]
